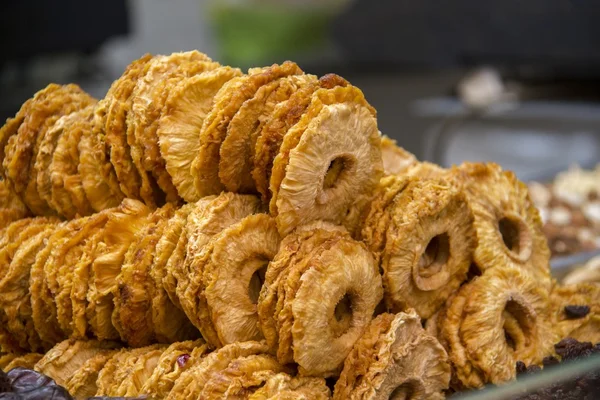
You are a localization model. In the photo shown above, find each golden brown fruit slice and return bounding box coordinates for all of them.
[4,353,43,371]
[116,346,168,397]
[439,266,555,389]
[34,339,120,387]
[5,84,95,215]
[101,54,154,202]
[0,179,29,227]
[63,349,119,400]
[380,134,417,175]
[50,106,96,218]
[549,282,600,342]
[140,339,211,398]
[381,178,476,319]
[159,66,242,202]
[192,62,303,197]
[0,353,20,371]
[113,204,175,347]
[0,97,34,175]
[333,310,450,400]
[270,85,382,235]
[166,341,269,400]
[131,51,219,202]
[456,162,551,287]
[248,373,331,400]
[219,74,317,194]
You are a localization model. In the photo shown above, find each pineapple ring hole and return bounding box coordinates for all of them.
[318,155,356,204]
[499,216,532,261]
[389,378,424,400]
[248,264,268,304]
[332,293,353,338]
[418,233,450,277]
[503,299,534,352]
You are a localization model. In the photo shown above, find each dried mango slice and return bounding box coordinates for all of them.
[192,62,303,197]
[381,178,475,318]
[456,162,551,287]
[380,134,417,175]
[439,266,555,389]
[248,373,331,400]
[159,66,242,202]
[334,310,450,400]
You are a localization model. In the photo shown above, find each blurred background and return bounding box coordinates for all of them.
[1,0,600,181]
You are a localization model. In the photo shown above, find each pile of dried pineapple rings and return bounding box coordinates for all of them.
[0,51,598,399]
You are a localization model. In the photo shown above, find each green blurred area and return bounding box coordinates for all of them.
[209,2,342,68]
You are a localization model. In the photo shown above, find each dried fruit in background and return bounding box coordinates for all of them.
[202,214,280,346]
[439,266,555,389]
[271,86,382,235]
[5,84,94,216]
[404,161,449,179]
[334,310,450,400]
[140,339,210,399]
[199,354,289,399]
[248,373,331,400]
[159,66,242,202]
[50,106,96,219]
[193,62,303,197]
[113,204,175,347]
[457,162,551,287]
[381,178,475,318]
[549,282,600,343]
[380,134,417,175]
[131,51,219,202]
[166,341,268,400]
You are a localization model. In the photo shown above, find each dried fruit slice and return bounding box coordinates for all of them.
[219,74,317,193]
[5,353,43,371]
[50,106,96,218]
[456,162,551,286]
[380,134,417,175]
[248,373,331,400]
[78,108,125,212]
[158,66,242,202]
[0,178,29,226]
[102,54,154,202]
[381,178,476,318]
[87,200,151,341]
[150,204,199,343]
[5,84,95,215]
[0,353,20,371]
[140,339,211,398]
[34,339,120,387]
[439,266,555,389]
[271,86,382,235]
[113,204,175,347]
[0,97,34,175]
[404,162,448,179]
[549,283,600,342]
[200,354,289,399]
[166,341,269,400]
[95,344,166,397]
[63,349,119,399]
[116,345,169,397]
[0,227,55,352]
[333,310,450,400]
[192,62,303,197]
[131,51,219,202]
[201,214,281,346]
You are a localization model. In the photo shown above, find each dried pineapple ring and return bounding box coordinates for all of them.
[115,345,169,396]
[34,339,120,387]
[0,96,34,177]
[381,178,475,318]
[140,339,210,398]
[113,204,175,347]
[102,54,154,202]
[159,67,242,202]
[457,162,551,286]
[131,52,219,203]
[404,161,449,179]
[0,227,56,352]
[219,74,317,194]
[334,310,450,400]
[64,348,118,399]
[272,92,382,235]
[289,236,382,376]
[166,341,269,400]
[549,282,600,341]
[440,266,555,388]
[380,134,417,175]
[569,315,600,343]
[192,62,303,197]
[4,353,43,371]
[248,373,331,400]
[5,84,95,215]
[150,204,198,343]
[201,214,281,346]
[0,177,29,227]
[78,110,125,212]
[200,354,289,399]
